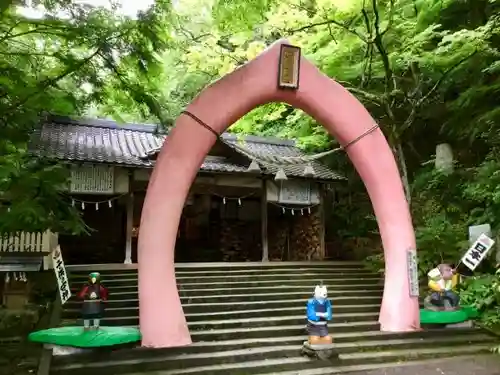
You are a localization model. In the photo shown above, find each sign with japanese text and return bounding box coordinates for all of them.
[51,246,71,304]
[406,249,419,297]
[461,233,495,271]
[70,165,114,194]
[278,44,301,89]
[278,180,312,205]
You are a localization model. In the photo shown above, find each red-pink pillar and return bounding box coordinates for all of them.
[138,40,419,348]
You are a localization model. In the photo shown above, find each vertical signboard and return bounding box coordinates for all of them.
[461,233,495,271]
[51,246,71,304]
[407,249,419,297]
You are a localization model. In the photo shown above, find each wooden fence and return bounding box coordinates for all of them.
[0,231,57,254]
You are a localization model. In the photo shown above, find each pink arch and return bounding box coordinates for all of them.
[138,40,420,348]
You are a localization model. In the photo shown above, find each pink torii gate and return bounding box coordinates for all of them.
[137,40,420,348]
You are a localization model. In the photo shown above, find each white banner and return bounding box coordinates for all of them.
[461,233,495,271]
[51,246,71,304]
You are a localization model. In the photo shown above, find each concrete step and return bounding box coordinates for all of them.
[64,289,382,305]
[115,344,494,375]
[68,275,382,287]
[68,283,383,295]
[50,337,495,375]
[266,355,496,375]
[66,289,383,303]
[65,261,365,273]
[51,328,490,365]
[58,321,380,341]
[63,296,383,312]
[68,268,377,280]
[61,312,380,330]
[63,296,382,314]
[61,303,381,319]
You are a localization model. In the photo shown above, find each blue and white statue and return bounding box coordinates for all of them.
[306,285,333,345]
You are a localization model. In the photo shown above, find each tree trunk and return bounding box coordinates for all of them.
[395,142,411,204]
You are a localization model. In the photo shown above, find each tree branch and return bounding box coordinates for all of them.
[400,50,479,132]
[287,19,367,43]
[2,48,101,111]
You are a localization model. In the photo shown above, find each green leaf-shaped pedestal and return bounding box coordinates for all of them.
[420,306,479,325]
[28,326,141,347]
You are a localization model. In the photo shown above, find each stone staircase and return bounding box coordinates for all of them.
[50,262,496,375]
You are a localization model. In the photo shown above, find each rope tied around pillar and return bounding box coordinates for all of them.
[181,109,380,178]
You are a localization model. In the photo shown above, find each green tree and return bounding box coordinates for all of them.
[0,0,173,233]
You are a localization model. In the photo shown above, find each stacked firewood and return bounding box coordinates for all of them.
[268,220,288,260]
[289,212,322,260]
[268,212,323,261]
[219,220,261,261]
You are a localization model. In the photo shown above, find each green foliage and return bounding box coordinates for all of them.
[0,0,173,233]
[2,0,500,334]
[459,270,500,330]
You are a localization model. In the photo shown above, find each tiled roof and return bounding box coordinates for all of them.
[32,116,344,181]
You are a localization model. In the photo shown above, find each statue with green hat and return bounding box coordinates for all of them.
[77,272,108,330]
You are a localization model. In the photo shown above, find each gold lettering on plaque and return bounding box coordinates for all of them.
[279,45,300,89]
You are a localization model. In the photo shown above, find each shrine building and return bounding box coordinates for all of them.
[1,115,345,266]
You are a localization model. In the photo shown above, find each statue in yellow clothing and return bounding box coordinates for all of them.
[424,263,460,311]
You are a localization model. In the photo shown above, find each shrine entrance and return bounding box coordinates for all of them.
[137,40,419,348]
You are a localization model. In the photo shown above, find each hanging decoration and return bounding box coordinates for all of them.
[68,193,126,211]
[270,202,317,216]
[4,272,27,283]
[212,192,255,206]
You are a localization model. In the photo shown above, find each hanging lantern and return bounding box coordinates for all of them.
[282,207,285,214]
[223,197,226,205]
[95,203,99,210]
[303,163,316,178]
[81,202,85,210]
[247,160,262,173]
[301,209,304,215]
[108,200,112,208]
[238,198,242,206]
[274,167,288,181]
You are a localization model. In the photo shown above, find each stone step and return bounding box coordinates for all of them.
[62,312,380,330]
[69,268,376,279]
[69,283,383,295]
[64,291,382,312]
[118,344,494,375]
[65,289,382,305]
[59,321,380,341]
[63,295,382,314]
[65,261,365,273]
[61,303,381,319]
[64,297,383,313]
[50,338,495,375]
[51,328,489,366]
[68,275,382,286]
[266,355,492,375]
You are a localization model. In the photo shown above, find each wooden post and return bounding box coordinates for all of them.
[124,192,134,264]
[261,180,269,262]
[319,185,326,259]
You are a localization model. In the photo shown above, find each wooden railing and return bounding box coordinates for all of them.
[0,231,58,254]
